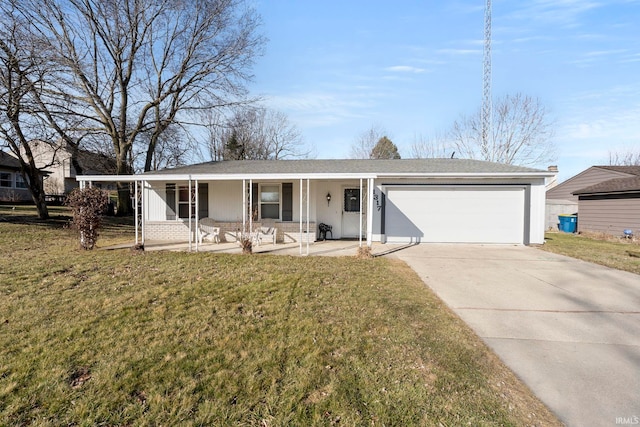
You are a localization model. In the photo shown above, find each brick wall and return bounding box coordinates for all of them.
[145,220,317,243]
[146,221,193,241]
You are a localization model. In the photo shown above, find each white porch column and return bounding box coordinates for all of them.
[242,179,246,237]
[299,178,303,255]
[188,178,192,252]
[141,181,146,245]
[195,179,199,252]
[367,178,374,246]
[134,180,139,245]
[359,178,363,247]
[249,179,253,236]
[306,178,310,256]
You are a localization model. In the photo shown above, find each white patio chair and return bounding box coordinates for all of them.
[253,225,277,245]
[198,218,220,244]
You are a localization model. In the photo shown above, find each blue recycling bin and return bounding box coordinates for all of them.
[558,215,577,233]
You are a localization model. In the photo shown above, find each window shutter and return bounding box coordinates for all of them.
[166,184,176,220]
[282,182,293,221]
[251,183,258,220]
[198,183,209,219]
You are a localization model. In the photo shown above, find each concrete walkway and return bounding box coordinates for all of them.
[390,244,640,427]
[102,239,410,257]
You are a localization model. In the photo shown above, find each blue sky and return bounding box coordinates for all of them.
[249,0,640,182]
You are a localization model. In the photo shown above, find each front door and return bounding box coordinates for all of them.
[342,187,364,238]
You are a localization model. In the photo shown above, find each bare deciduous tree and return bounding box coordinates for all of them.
[608,148,640,166]
[202,109,228,161]
[0,2,80,219]
[449,93,555,167]
[264,110,312,160]
[410,133,454,159]
[135,125,194,171]
[12,0,264,213]
[205,107,310,161]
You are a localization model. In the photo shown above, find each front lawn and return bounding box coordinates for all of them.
[542,232,640,275]
[0,207,559,426]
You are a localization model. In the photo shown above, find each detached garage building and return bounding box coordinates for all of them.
[573,175,640,237]
[78,159,553,247]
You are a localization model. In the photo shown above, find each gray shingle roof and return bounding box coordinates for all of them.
[573,176,640,195]
[144,158,547,176]
[0,150,21,170]
[595,166,640,176]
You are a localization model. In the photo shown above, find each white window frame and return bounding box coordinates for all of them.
[0,172,12,188]
[259,183,281,220]
[15,174,27,189]
[178,185,195,219]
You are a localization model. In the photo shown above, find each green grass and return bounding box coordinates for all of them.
[542,232,640,275]
[0,206,560,426]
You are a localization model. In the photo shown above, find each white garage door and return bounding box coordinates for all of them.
[385,186,526,244]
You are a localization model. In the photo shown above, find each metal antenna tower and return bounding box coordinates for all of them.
[481,0,492,150]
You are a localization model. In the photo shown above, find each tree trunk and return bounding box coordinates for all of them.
[33,191,49,220]
[114,149,132,216]
[23,168,49,220]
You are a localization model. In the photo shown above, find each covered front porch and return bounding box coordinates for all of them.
[80,174,377,255]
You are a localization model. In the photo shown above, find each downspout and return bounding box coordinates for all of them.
[249,179,253,237]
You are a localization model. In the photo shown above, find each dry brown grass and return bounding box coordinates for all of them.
[542,231,640,275]
[0,206,562,426]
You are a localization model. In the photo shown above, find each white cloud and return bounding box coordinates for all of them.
[436,48,482,56]
[264,90,379,128]
[385,65,427,73]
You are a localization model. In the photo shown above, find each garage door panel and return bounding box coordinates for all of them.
[385,186,525,244]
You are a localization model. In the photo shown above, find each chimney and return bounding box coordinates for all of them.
[546,165,559,191]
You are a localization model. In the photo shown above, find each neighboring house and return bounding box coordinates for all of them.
[0,150,33,202]
[572,174,640,237]
[545,166,640,230]
[78,159,553,247]
[27,140,117,195]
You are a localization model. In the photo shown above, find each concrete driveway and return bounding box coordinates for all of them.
[391,244,640,427]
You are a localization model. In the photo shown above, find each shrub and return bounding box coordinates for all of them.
[66,187,109,250]
[239,234,253,254]
[356,245,373,258]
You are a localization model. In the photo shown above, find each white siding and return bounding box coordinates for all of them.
[209,181,244,221]
[528,180,546,244]
[146,184,167,221]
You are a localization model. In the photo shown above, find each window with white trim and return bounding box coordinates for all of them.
[260,184,280,220]
[0,172,11,188]
[15,174,27,189]
[165,183,208,220]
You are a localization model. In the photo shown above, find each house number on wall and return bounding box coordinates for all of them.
[373,190,381,211]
